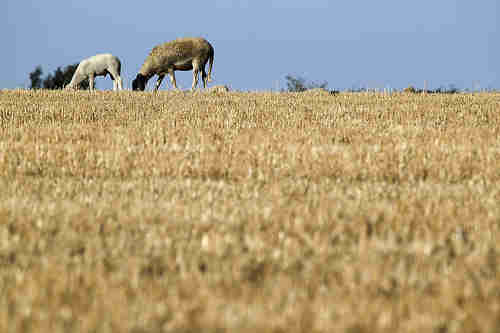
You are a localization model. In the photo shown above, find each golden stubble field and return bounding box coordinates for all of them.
[0,89,500,332]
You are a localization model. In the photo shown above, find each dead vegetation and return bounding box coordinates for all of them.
[1,89,500,332]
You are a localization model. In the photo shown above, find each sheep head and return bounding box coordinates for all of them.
[64,83,76,90]
[132,74,148,91]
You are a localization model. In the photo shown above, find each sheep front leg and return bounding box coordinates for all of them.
[201,68,208,89]
[168,69,178,90]
[154,74,165,91]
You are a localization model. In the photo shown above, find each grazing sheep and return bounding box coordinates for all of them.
[65,54,123,91]
[132,37,214,91]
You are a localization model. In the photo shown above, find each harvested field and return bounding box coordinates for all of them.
[1,89,500,332]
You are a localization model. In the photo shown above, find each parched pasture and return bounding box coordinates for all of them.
[1,89,500,332]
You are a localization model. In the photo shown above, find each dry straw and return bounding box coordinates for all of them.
[0,89,500,332]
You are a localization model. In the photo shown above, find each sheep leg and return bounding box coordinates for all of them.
[191,65,200,91]
[108,72,117,91]
[108,69,122,91]
[111,75,123,91]
[201,67,208,89]
[168,70,178,90]
[116,76,123,90]
[154,74,165,91]
[111,77,121,91]
[89,74,95,91]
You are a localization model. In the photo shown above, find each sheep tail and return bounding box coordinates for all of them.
[207,46,214,82]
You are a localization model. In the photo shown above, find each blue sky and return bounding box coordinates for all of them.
[4,1,499,91]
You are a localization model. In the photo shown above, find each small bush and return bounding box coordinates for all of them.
[284,75,328,92]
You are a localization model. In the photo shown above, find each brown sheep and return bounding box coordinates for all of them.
[132,37,214,91]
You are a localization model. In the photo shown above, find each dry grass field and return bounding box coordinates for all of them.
[1,88,500,332]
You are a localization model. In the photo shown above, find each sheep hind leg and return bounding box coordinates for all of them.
[116,77,123,90]
[111,76,123,91]
[108,70,122,91]
[201,67,208,89]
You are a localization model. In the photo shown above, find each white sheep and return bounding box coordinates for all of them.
[132,37,214,91]
[65,53,123,91]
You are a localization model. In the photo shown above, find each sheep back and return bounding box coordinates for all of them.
[139,37,213,76]
[78,54,121,77]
